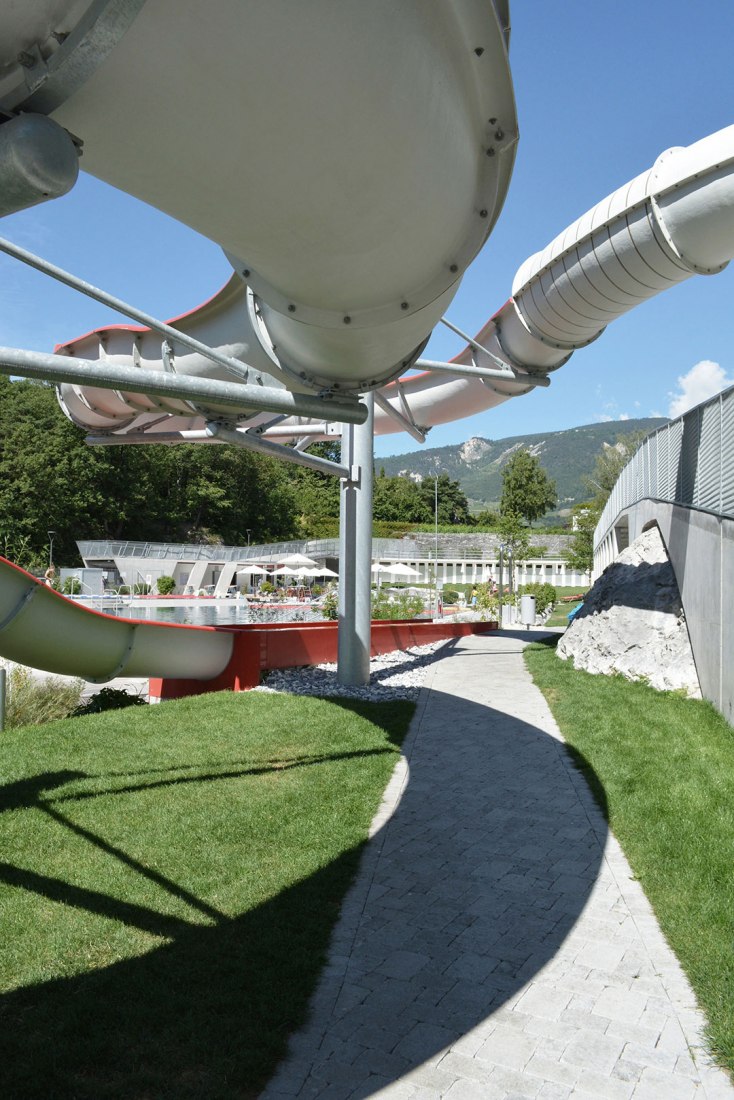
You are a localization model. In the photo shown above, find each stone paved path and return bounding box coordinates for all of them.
[261,632,733,1099]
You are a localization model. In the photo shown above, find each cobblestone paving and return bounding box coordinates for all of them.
[261,632,733,1099]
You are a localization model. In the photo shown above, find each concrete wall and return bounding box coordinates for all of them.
[609,501,734,724]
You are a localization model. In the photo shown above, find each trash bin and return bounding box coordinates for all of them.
[520,594,536,628]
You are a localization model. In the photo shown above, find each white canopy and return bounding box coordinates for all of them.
[277,553,319,567]
[385,562,421,578]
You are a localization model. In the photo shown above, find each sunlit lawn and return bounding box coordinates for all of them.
[0,690,414,1098]
[526,637,734,1075]
[544,586,589,628]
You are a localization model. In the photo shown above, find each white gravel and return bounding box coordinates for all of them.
[254,640,450,702]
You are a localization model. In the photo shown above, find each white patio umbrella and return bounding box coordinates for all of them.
[236,564,269,576]
[386,562,421,578]
[277,552,319,568]
[317,566,338,578]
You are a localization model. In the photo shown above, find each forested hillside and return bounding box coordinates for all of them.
[379,417,666,512]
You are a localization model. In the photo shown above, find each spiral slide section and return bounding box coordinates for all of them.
[0,557,233,683]
[50,125,734,445]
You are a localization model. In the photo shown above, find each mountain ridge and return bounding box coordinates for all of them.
[378,417,666,515]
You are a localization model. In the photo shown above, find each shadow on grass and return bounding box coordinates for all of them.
[0,846,367,1098]
[0,668,610,1099]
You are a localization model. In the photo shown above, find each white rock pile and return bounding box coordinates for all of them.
[255,640,449,702]
[558,525,701,697]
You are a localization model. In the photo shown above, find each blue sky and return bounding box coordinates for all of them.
[1,1,733,460]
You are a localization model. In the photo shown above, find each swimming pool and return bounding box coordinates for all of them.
[87,600,324,628]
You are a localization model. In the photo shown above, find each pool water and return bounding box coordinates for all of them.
[106,602,325,627]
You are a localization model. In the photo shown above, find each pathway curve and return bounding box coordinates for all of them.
[262,631,733,1099]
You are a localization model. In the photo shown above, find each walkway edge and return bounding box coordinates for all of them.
[261,646,444,1097]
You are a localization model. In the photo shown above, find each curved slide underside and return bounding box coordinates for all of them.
[53,124,734,447]
[0,557,233,683]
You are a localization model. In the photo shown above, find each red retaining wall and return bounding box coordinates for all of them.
[149,619,498,700]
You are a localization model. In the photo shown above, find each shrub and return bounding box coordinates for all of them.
[62,577,82,595]
[156,575,176,595]
[321,585,338,620]
[442,587,460,605]
[474,582,499,620]
[371,589,424,621]
[518,582,556,614]
[2,665,83,728]
[73,687,148,716]
[259,580,275,596]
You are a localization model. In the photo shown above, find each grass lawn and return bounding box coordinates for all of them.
[525,637,734,1075]
[0,690,415,1098]
[543,586,589,629]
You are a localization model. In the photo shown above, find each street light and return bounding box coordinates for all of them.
[433,474,439,617]
[246,529,252,547]
[498,544,504,617]
[47,530,56,569]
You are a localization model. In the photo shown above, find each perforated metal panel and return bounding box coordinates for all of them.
[695,400,722,510]
[595,384,734,552]
[721,390,734,515]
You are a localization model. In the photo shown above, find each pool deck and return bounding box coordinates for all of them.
[261,630,733,1100]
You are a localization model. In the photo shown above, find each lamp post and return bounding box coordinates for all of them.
[498,543,504,619]
[246,529,252,547]
[433,474,439,617]
[47,530,56,569]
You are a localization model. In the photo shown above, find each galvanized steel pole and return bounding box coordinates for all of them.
[337,392,374,685]
[0,346,367,425]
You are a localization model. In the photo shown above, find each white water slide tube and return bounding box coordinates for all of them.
[48,123,734,447]
[0,557,233,682]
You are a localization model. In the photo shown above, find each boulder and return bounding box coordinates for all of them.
[557,526,701,697]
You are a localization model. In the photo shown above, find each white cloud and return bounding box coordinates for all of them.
[619,413,630,421]
[668,360,733,418]
[595,414,613,422]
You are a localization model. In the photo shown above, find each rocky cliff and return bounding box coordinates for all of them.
[557,526,701,697]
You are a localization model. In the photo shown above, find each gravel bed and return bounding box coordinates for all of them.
[254,640,450,702]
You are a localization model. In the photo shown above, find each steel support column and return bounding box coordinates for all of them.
[337,392,374,685]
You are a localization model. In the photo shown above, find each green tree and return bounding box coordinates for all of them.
[291,442,342,538]
[499,449,557,525]
[582,430,647,502]
[564,429,648,576]
[0,377,300,564]
[495,509,532,564]
[473,507,499,529]
[417,473,473,525]
[563,504,598,577]
[372,473,432,524]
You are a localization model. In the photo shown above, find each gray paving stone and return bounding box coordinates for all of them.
[560,1029,626,1075]
[259,634,734,1100]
